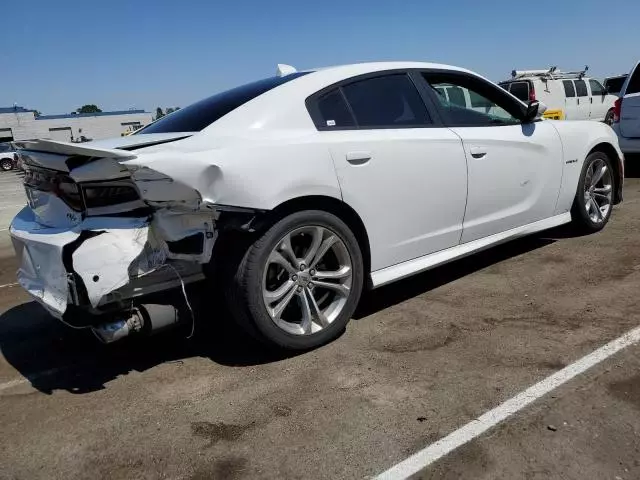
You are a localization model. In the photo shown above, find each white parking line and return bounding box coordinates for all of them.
[0,368,66,393]
[0,282,18,288]
[375,324,640,480]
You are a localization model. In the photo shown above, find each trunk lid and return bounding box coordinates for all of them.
[16,133,193,228]
[15,132,193,171]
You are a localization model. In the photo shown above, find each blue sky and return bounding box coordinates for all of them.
[3,0,639,114]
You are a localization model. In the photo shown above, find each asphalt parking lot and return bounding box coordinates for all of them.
[1,166,640,479]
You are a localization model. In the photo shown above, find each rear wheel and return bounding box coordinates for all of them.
[226,210,364,350]
[0,158,13,171]
[570,151,614,232]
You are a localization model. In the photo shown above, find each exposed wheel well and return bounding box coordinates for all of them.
[588,142,622,204]
[261,196,372,287]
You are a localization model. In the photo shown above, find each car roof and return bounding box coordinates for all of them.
[196,61,497,135]
[307,61,472,76]
[287,61,486,94]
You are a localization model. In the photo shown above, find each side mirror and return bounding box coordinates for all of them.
[524,100,541,122]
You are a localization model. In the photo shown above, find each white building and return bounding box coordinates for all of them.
[0,106,153,143]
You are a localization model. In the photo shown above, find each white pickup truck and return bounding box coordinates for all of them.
[0,143,18,171]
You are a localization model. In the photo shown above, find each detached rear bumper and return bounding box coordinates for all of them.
[10,207,80,318]
[10,207,203,323]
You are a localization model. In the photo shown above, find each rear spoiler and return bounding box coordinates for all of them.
[15,139,136,160]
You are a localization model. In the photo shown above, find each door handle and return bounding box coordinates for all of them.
[346,151,372,165]
[469,147,487,159]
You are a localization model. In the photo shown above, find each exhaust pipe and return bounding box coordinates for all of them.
[91,304,180,344]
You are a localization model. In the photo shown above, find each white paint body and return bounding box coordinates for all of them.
[8,62,623,319]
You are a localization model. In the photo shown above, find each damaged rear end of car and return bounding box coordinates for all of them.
[11,136,220,342]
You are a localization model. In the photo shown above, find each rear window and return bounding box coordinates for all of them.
[574,79,588,97]
[508,82,529,102]
[563,80,576,97]
[627,67,640,95]
[137,72,309,134]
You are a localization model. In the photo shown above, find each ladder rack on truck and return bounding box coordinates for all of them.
[511,66,589,81]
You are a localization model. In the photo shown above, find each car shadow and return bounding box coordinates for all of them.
[0,233,563,395]
[0,285,300,395]
[355,235,555,318]
[625,154,640,178]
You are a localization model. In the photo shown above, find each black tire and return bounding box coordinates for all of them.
[604,109,615,126]
[0,158,13,171]
[570,151,614,233]
[225,210,364,350]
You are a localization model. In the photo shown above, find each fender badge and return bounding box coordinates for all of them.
[566,159,578,164]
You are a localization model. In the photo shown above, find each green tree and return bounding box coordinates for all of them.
[76,104,102,114]
[155,107,165,120]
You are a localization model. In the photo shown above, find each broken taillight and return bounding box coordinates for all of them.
[24,167,83,211]
[56,176,83,211]
[23,166,143,214]
[82,185,140,209]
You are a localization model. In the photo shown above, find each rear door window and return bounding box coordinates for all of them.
[508,82,529,102]
[341,74,431,128]
[563,80,576,97]
[574,79,588,97]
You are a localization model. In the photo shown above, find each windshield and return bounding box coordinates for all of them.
[137,72,309,134]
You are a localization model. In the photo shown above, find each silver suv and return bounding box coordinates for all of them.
[612,62,640,154]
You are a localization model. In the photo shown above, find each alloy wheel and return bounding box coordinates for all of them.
[262,226,353,336]
[583,158,612,224]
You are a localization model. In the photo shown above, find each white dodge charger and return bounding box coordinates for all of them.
[11,62,624,350]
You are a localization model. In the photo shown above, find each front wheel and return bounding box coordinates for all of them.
[226,210,364,350]
[570,151,614,233]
